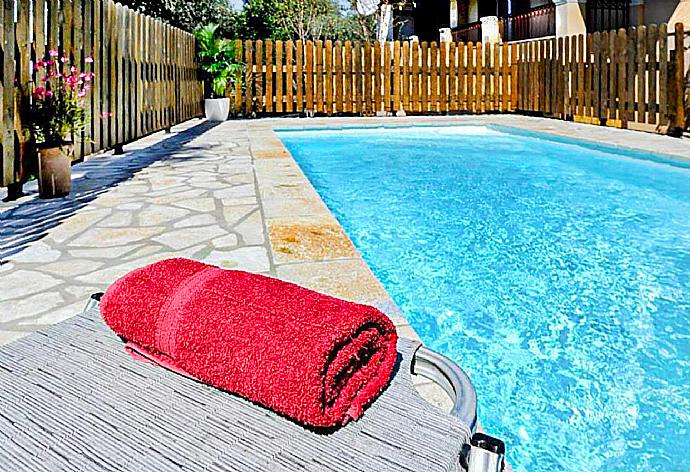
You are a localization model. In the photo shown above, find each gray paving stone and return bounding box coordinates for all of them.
[203,247,270,273]
[152,225,226,251]
[0,291,64,323]
[0,271,62,302]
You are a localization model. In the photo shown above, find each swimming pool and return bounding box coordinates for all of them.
[277,125,690,471]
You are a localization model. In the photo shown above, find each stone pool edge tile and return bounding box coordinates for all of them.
[248,122,419,341]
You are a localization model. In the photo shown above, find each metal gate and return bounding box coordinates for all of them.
[586,0,630,32]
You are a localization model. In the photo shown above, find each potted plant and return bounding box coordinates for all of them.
[194,24,242,121]
[29,50,93,199]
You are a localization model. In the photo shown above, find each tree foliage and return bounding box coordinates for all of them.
[231,0,288,39]
[278,0,372,41]
[121,0,388,41]
[118,0,240,37]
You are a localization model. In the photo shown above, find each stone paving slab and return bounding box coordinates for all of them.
[2,115,689,350]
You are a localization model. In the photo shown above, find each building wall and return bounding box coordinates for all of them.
[643,0,680,25]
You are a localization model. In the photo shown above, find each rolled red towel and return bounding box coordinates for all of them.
[100,258,398,428]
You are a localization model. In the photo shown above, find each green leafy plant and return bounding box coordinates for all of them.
[194,24,243,99]
[29,50,94,146]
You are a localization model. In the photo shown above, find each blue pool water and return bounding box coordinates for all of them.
[277,126,690,471]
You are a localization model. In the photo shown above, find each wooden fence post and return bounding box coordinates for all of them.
[2,0,16,188]
[673,23,686,133]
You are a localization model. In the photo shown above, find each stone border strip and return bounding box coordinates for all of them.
[246,121,419,341]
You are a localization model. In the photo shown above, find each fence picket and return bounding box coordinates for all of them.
[354,42,362,114]
[344,41,352,114]
[673,24,685,130]
[420,42,428,113]
[275,40,283,113]
[265,40,273,114]
[325,40,333,114]
[658,25,667,126]
[623,28,634,124]
[334,41,342,114]
[467,43,476,112]
[245,39,253,115]
[411,41,419,112]
[616,29,627,125]
[296,40,303,113]
[430,42,438,112]
[646,25,658,125]
[234,39,242,115]
[393,41,401,113]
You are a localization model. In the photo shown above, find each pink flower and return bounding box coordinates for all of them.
[85,56,94,63]
[99,112,113,118]
[49,49,59,57]
[77,89,87,98]
[70,65,77,73]
[45,90,53,97]
[61,56,70,63]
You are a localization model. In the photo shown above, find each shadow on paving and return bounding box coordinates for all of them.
[0,121,220,263]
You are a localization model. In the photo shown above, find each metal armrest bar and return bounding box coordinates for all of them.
[412,346,478,433]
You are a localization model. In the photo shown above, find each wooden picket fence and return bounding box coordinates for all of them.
[1,0,203,189]
[517,24,687,131]
[233,26,686,132]
[1,2,687,192]
[232,39,521,116]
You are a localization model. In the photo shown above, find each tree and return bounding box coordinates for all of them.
[118,0,239,37]
[349,0,407,42]
[122,0,373,41]
[279,0,370,41]
[232,0,288,40]
[280,0,336,41]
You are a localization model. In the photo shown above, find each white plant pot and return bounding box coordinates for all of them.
[204,98,230,122]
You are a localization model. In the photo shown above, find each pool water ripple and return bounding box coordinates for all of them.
[278,126,690,471]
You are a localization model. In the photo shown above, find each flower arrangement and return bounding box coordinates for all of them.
[29,50,94,146]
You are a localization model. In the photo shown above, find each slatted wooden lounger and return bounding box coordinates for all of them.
[0,295,489,472]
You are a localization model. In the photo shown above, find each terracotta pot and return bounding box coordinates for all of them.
[204,98,230,122]
[38,143,73,199]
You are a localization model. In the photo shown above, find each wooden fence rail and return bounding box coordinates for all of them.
[1,0,203,190]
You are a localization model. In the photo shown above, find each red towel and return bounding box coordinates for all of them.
[100,258,398,428]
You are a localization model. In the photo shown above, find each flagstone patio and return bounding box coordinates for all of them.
[0,118,410,348]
